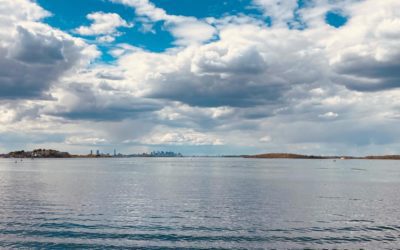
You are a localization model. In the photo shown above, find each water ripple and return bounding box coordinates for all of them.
[1,158,400,249]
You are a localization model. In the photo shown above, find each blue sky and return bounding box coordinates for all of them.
[38,0,174,52]
[36,0,346,54]
[37,0,265,53]
[0,0,399,155]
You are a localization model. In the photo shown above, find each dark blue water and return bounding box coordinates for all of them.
[0,158,399,249]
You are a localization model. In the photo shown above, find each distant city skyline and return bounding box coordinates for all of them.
[0,0,399,155]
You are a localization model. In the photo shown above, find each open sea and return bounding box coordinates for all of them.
[0,158,399,249]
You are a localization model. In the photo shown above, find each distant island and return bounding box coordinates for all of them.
[245,153,400,160]
[1,149,72,158]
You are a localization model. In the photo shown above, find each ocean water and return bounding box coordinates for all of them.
[0,158,399,249]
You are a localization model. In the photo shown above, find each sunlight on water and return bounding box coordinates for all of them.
[0,158,399,249]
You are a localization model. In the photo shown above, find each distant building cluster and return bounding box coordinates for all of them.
[87,149,182,158]
[88,149,112,158]
[149,151,183,157]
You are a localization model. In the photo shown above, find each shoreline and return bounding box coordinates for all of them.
[2,156,400,160]
[243,153,400,160]
[2,149,400,160]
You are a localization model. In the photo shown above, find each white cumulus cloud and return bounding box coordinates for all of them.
[75,12,133,43]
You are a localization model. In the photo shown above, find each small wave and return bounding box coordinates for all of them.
[348,219,374,223]
[351,168,367,171]
[318,196,344,200]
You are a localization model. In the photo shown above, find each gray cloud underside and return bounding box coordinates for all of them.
[48,84,163,121]
[0,27,86,99]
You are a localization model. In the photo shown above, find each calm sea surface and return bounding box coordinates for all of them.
[0,158,399,249]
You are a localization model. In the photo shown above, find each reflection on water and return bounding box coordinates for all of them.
[0,158,399,249]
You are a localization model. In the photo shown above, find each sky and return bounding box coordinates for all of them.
[0,0,399,156]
